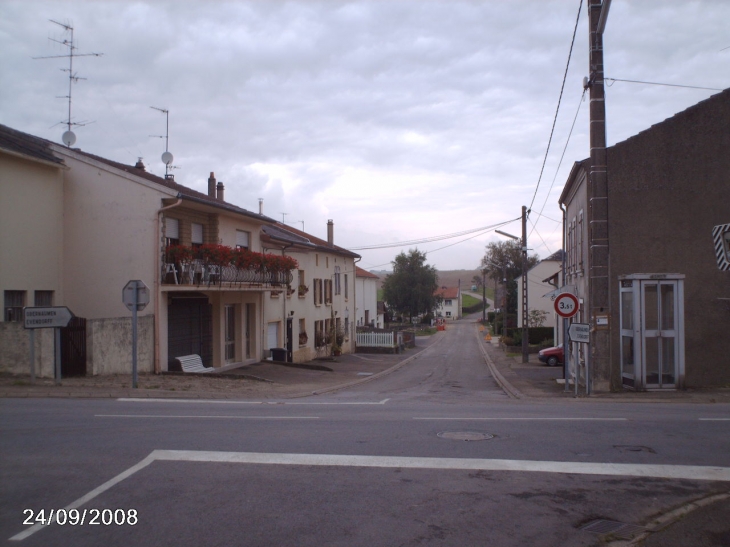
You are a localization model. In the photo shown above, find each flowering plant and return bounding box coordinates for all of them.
[165,245,193,264]
[197,244,233,266]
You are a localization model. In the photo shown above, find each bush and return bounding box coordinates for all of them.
[501,336,517,346]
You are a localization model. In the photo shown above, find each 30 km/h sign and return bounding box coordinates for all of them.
[554,293,579,318]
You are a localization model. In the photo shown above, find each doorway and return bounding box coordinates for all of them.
[620,275,685,390]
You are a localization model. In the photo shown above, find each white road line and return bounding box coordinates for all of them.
[9,454,156,541]
[96,415,319,419]
[699,418,730,421]
[413,417,628,421]
[11,449,730,542]
[116,398,391,405]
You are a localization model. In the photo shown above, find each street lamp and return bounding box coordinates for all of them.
[496,209,529,364]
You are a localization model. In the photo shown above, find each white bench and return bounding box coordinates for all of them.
[175,354,214,373]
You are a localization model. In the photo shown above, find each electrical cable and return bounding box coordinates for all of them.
[529,89,586,240]
[603,78,723,92]
[527,0,584,213]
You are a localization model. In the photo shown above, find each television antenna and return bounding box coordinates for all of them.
[150,106,177,178]
[33,20,103,147]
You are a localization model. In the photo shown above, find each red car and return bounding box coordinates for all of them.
[538,344,564,367]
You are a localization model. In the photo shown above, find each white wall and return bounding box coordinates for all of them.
[356,275,380,327]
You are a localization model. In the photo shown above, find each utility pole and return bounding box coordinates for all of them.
[521,205,529,364]
[586,0,611,393]
[482,269,487,322]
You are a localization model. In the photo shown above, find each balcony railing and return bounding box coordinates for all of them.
[163,260,293,288]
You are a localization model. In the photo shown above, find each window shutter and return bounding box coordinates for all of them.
[236,230,249,248]
[166,218,179,239]
[192,223,203,244]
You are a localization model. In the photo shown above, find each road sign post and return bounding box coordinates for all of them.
[23,306,75,385]
[123,280,150,389]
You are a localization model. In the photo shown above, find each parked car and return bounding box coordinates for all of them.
[538,344,564,367]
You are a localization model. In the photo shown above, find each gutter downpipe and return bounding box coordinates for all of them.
[560,201,570,393]
[280,243,293,361]
[155,196,183,374]
[353,257,361,347]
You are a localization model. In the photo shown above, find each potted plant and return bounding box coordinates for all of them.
[331,342,342,357]
[299,332,308,346]
[298,284,309,297]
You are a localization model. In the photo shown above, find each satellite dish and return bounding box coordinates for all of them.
[62,130,76,147]
[161,151,174,165]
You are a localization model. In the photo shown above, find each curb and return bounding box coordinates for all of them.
[475,326,524,400]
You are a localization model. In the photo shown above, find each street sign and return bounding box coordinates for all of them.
[23,306,74,329]
[554,292,579,318]
[568,322,590,344]
[123,280,150,311]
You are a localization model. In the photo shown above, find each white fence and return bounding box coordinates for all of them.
[356,331,395,348]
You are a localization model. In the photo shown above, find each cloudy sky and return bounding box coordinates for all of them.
[2,1,728,271]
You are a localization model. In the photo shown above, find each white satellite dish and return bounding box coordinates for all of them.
[161,151,174,165]
[62,130,76,147]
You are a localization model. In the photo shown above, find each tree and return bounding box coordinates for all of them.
[382,249,442,322]
[480,241,539,314]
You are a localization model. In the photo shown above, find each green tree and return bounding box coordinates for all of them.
[480,241,539,314]
[382,249,441,322]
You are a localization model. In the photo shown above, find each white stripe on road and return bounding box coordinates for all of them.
[116,398,391,405]
[699,418,730,421]
[11,449,730,542]
[96,415,319,419]
[413,417,628,421]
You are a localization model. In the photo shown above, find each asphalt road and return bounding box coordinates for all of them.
[2,320,729,546]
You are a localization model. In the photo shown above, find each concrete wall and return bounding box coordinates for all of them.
[0,322,55,377]
[86,316,155,375]
[0,153,64,315]
[607,90,730,387]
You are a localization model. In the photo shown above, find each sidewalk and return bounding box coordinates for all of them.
[478,331,730,404]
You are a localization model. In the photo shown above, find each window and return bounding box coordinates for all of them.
[313,279,321,305]
[578,210,584,274]
[165,217,180,247]
[34,291,54,306]
[334,266,341,296]
[315,254,319,267]
[225,305,236,361]
[314,320,325,347]
[236,230,250,250]
[4,290,25,322]
[446,311,452,317]
[298,318,307,346]
[326,256,329,268]
[445,299,452,306]
[192,223,204,248]
[324,279,333,305]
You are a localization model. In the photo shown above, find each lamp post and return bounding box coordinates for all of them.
[496,207,529,364]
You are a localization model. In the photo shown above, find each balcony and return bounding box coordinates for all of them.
[163,245,296,288]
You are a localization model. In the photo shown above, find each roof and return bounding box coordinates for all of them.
[262,222,361,259]
[0,124,66,167]
[356,266,380,279]
[0,124,277,224]
[541,249,565,263]
[435,287,459,299]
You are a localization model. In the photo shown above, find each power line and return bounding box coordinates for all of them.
[603,77,723,92]
[528,0,584,212]
[349,218,520,251]
[529,89,586,240]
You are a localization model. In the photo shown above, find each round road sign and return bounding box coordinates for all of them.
[554,292,579,318]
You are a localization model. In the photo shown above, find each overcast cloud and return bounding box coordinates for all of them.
[2,1,728,271]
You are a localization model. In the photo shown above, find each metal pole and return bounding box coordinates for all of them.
[54,327,61,386]
[522,205,529,363]
[564,318,571,392]
[30,329,36,385]
[482,270,486,322]
[132,281,138,389]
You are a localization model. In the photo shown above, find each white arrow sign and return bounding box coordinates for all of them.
[569,322,590,344]
[24,307,74,329]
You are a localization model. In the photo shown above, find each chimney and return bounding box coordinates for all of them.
[327,219,334,247]
[216,181,225,201]
[208,172,216,198]
[258,198,264,215]
[134,158,145,171]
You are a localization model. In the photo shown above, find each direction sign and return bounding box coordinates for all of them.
[24,307,74,329]
[123,280,150,311]
[554,292,579,318]
[568,322,590,343]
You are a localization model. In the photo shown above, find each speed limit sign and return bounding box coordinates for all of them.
[554,292,579,318]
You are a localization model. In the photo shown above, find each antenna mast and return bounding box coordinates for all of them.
[150,106,175,178]
[33,20,103,146]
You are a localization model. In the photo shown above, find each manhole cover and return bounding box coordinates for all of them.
[437,431,494,441]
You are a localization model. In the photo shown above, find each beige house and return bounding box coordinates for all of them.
[0,124,360,377]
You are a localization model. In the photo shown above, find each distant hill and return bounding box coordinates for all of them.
[374,269,481,290]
